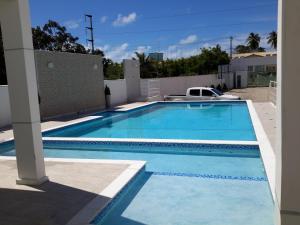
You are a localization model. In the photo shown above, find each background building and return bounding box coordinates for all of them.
[219,51,277,89]
[148,52,164,61]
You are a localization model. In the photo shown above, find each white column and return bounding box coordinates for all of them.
[124,59,141,102]
[0,0,48,185]
[276,0,300,224]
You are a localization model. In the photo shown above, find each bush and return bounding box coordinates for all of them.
[222,83,228,92]
[216,84,222,91]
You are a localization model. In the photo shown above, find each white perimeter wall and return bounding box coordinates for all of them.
[1,74,223,128]
[0,85,11,127]
[104,79,127,106]
[141,74,223,97]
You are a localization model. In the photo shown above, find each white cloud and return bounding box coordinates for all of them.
[64,19,81,29]
[136,45,151,53]
[179,35,198,45]
[97,44,110,52]
[113,12,137,26]
[106,43,130,62]
[104,43,153,62]
[100,16,108,24]
[164,45,200,59]
[168,45,178,51]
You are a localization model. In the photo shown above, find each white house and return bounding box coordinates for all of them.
[220,52,277,89]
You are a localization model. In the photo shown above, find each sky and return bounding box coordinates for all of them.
[29,0,278,62]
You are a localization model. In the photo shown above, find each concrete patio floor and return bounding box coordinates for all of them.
[253,102,276,151]
[0,159,129,225]
[226,87,271,102]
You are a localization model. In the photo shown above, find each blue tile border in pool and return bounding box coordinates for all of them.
[152,171,267,182]
[43,140,259,150]
[0,139,260,157]
[41,140,260,158]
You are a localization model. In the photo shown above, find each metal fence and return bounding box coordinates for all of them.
[248,72,276,87]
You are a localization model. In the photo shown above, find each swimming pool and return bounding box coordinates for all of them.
[44,101,256,141]
[0,101,273,224]
[0,141,274,225]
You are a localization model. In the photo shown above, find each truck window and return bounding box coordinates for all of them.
[189,89,200,96]
[202,89,214,96]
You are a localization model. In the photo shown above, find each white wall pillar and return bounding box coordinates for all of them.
[0,0,48,185]
[276,0,300,224]
[124,59,141,102]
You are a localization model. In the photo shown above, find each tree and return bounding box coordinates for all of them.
[103,58,123,80]
[32,20,87,54]
[134,52,157,78]
[267,31,277,49]
[235,45,250,54]
[234,33,266,53]
[134,45,229,78]
[93,49,105,57]
[247,33,261,51]
[199,45,230,74]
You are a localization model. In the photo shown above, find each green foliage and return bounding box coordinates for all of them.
[151,45,229,78]
[32,20,104,56]
[32,20,85,54]
[103,58,124,80]
[247,33,261,50]
[133,52,157,78]
[104,45,229,79]
[267,31,277,49]
[235,45,251,54]
[235,32,265,53]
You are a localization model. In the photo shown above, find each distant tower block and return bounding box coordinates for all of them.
[149,52,164,61]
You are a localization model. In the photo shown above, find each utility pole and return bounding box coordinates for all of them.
[229,36,233,59]
[85,14,94,53]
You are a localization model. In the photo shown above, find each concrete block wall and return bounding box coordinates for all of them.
[35,51,105,118]
[104,79,127,106]
[141,74,223,98]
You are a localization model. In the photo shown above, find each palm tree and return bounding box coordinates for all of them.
[134,52,157,78]
[246,33,261,51]
[134,52,150,64]
[267,31,277,49]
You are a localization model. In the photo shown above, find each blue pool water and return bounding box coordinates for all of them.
[45,102,256,141]
[0,141,274,225]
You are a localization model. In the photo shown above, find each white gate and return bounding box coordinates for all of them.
[143,79,161,101]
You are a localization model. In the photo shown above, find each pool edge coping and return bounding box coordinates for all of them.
[0,102,158,144]
[65,159,146,225]
[246,100,276,201]
[0,156,146,225]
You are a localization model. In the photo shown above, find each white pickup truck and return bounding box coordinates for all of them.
[164,87,240,101]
